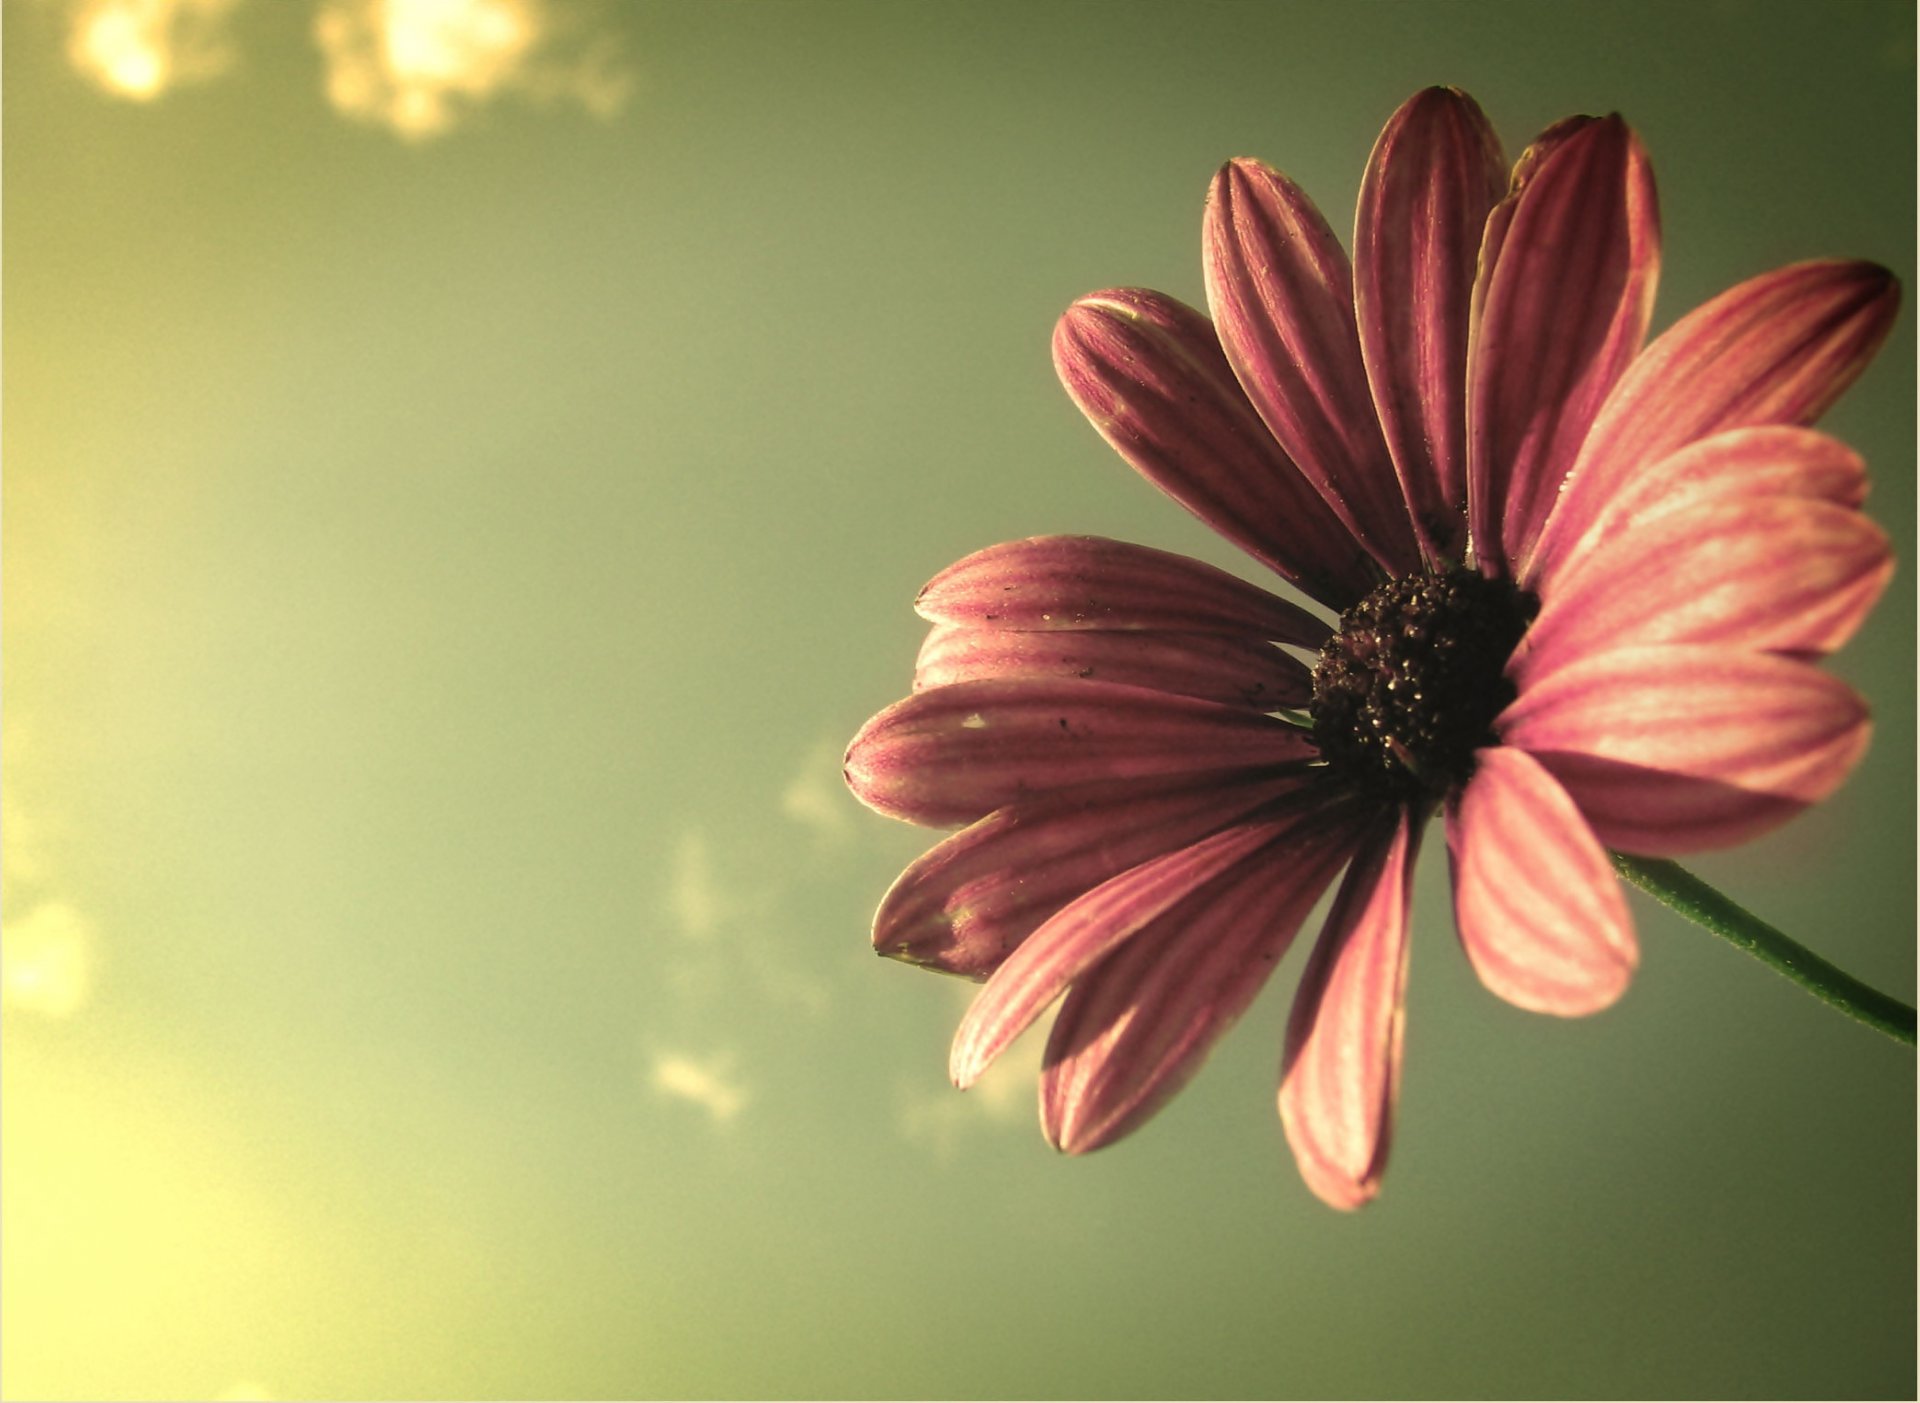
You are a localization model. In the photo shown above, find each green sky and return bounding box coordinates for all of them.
[4,1,1914,1398]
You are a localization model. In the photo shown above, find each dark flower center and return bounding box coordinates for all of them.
[1309,568,1538,800]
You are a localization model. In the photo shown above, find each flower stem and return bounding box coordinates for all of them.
[1611,854,1915,1047]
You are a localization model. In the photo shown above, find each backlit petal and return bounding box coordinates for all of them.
[1278,807,1421,1210]
[1500,646,1871,853]
[1446,748,1635,1015]
[845,678,1316,827]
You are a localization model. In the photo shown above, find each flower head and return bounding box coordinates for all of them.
[844,87,1898,1208]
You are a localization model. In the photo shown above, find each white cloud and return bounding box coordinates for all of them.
[780,740,854,848]
[313,0,633,141]
[2,899,96,1019]
[63,0,244,101]
[664,827,727,941]
[648,1049,746,1125]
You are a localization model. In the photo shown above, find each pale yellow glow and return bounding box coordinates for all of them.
[649,1050,747,1123]
[64,0,241,101]
[1,900,95,1019]
[314,0,631,141]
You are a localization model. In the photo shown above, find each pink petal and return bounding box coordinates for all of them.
[1513,496,1891,687]
[1039,793,1368,1155]
[1500,646,1872,854]
[1053,291,1380,608]
[1445,747,1636,1015]
[1526,260,1900,585]
[1203,159,1421,576]
[1353,87,1507,564]
[950,812,1323,1089]
[914,622,1312,709]
[872,767,1312,978]
[915,535,1330,646]
[1277,807,1421,1211]
[844,678,1317,827]
[1467,114,1661,576]
[1531,425,1869,595]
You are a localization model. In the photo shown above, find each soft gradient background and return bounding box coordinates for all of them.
[4,1,1914,1398]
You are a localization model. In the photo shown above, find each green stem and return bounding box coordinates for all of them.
[1611,854,1915,1047]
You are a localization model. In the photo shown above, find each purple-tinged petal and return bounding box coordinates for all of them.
[1053,291,1379,609]
[1203,159,1421,576]
[1526,260,1900,585]
[1513,497,1891,688]
[1532,425,1869,595]
[873,767,1312,978]
[950,811,1325,1089]
[1354,87,1506,564]
[1467,115,1660,577]
[916,535,1331,646]
[1445,747,1636,1015]
[915,622,1313,709]
[1277,806,1420,1211]
[845,678,1317,827]
[1038,790,1368,1154]
[1500,646,1871,854]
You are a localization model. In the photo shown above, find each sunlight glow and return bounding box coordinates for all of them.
[64,0,242,101]
[2,900,95,1019]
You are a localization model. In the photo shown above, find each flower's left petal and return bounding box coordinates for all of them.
[916,535,1331,646]
[1445,747,1635,1015]
[1204,158,1421,576]
[950,814,1308,1088]
[845,678,1316,827]
[1467,115,1660,576]
[1277,806,1421,1211]
[915,623,1313,709]
[1040,792,1366,1154]
[1514,495,1892,687]
[1501,646,1871,853]
[1354,87,1507,563]
[1053,291,1380,609]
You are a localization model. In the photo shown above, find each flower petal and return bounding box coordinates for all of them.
[1526,260,1900,585]
[915,535,1330,646]
[1513,496,1891,687]
[1038,791,1367,1155]
[1053,291,1379,608]
[1277,806,1421,1211]
[1500,646,1871,853]
[949,812,1317,1089]
[1531,425,1869,595]
[872,767,1312,978]
[845,678,1317,827]
[1468,114,1660,576]
[1445,747,1636,1015]
[1203,159,1421,575]
[914,622,1313,709]
[1353,87,1506,564]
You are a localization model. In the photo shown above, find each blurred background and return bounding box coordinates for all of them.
[3,1,1913,1398]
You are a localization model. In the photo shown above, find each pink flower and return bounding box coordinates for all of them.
[843,88,1899,1208]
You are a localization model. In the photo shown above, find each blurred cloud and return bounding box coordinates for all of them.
[781,739,854,849]
[664,827,727,942]
[648,1050,747,1125]
[62,0,244,101]
[313,0,634,141]
[2,899,96,1020]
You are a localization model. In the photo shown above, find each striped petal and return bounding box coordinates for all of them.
[1053,291,1379,608]
[1468,114,1660,576]
[1500,646,1871,854]
[844,678,1317,827]
[916,535,1330,646]
[1532,425,1869,596]
[914,622,1313,709]
[872,767,1311,978]
[1203,159,1420,576]
[1446,748,1635,1015]
[1039,792,1367,1155]
[1353,86,1506,564]
[1278,806,1421,1210]
[1526,260,1900,585]
[1514,496,1891,687]
[949,814,1313,1088]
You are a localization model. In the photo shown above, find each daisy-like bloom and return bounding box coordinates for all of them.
[844,87,1899,1208]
